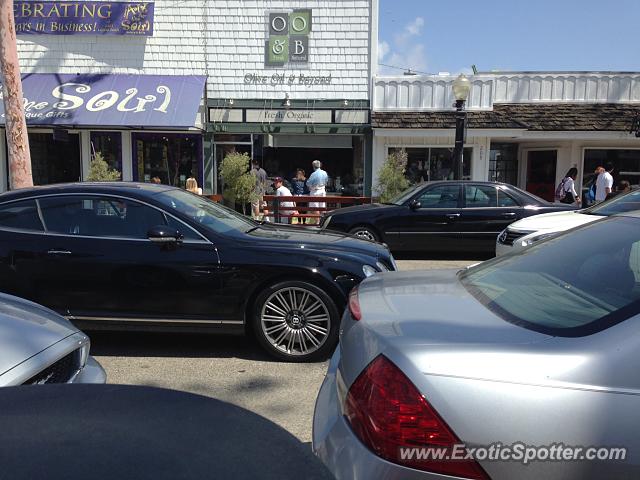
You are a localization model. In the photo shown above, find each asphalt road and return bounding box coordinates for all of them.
[92,258,480,443]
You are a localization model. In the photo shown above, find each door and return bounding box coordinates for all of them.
[526,150,557,202]
[393,183,464,251]
[460,184,523,252]
[34,194,223,322]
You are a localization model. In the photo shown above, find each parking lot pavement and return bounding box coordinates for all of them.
[92,258,481,443]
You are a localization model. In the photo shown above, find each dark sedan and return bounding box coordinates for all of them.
[320,181,575,254]
[0,183,396,362]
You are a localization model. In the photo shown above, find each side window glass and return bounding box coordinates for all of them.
[465,185,497,207]
[0,200,43,232]
[416,185,460,208]
[165,215,202,241]
[498,189,519,207]
[39,196,166,239]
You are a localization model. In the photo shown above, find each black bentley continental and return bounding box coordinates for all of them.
[0,183,396,362]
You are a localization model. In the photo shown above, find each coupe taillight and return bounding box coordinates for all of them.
[348,287,361,320]
[344,355,489,479]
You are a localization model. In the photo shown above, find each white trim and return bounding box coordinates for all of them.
[80,131,91,181]
[374,128,526,138]
[369,0,379,81]
[121,131,133,181]
[518,131,638,140]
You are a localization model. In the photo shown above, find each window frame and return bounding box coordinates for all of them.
[0,198,45,233]
[0,193,209,244]
[412,183,463,209]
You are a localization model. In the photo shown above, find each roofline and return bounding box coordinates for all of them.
[477,71,640,75]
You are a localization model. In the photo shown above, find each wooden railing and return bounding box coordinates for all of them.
[262,195,372,224]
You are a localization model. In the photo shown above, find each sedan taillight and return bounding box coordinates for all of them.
[344,355,489,479]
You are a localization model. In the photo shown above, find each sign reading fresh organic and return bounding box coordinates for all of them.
[265,9,311,67]
[13,1,154,36]
[0,74,205,127]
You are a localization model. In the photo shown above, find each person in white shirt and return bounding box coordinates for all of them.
[306,160,329,224]
[555,168,581,205]
[595,163,614,202]
[273,177,296,224]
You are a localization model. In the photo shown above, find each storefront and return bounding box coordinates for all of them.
[0,74,206,191]
[208,101,370,195]
[371,73,640,200]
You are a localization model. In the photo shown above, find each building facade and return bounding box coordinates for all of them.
[372,72,640,201]
[1,0,377,195]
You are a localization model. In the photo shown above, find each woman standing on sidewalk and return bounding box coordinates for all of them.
[555,168,581,206]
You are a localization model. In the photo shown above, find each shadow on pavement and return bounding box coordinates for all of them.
[88,330,281,362]
[0,384,333,480]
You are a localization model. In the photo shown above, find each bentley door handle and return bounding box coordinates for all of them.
[502,212,517,218]
[47,249,72,255]
[445,213,461,220]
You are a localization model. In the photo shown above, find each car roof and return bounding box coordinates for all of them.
[0,182,177,202]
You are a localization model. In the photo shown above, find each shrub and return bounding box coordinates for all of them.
[86,152,121,182]
[219,151,259,214]
[376,149,410,203]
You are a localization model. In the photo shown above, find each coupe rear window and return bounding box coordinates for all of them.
[460,216,640,336]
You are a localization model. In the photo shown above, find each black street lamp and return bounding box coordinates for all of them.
[452,74,471,180]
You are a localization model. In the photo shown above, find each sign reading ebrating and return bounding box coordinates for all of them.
[13,1,154,36]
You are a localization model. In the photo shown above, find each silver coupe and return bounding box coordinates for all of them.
[313,212,640,479]
[0,292,106,386]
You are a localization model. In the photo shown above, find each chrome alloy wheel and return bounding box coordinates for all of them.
[260,287,331,357]
[352,229,376,242]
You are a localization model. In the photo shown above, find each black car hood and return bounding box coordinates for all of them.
[246,224,389,257]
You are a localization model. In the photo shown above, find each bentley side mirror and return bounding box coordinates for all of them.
[409,200,421,211]
[147,225,183,246]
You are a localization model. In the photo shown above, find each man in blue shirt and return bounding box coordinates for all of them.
[306,160,328,224]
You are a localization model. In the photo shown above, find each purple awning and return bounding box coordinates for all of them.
[0,74,206,128]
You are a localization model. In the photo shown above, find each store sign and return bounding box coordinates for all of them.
[243,72,332,87]
[13,1,154,36]
[265,10,312,67]
[246,109,332,123]
[0,74,205,127]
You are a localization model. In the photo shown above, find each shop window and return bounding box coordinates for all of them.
[389,147,472,184]
[0,200,42,231]
[29,132,81,186]
[489,143,518,185]
[133,133,202,189]
[90,131,122,177]
[583,149,640,193]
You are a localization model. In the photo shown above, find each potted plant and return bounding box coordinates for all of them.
[219,151,259,214]
[86,152,121,182]
[376,149,409,203]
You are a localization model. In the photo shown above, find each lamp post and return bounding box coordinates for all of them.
[452,74,471,180]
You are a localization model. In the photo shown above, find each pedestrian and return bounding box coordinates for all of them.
[584,166,604,206]
[291,168,309,224]
[273,177,296,224]
[554,167,581,206]
[151,176,162,184]
[595,162,614,203]
[185,177,202,195]
[605,180,631,201]
[291,168,309,195]
[250,160,268,220]
[306,160,328,224]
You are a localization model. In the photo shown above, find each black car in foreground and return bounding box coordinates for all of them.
[321,181,575,254]
[0,183,396,362]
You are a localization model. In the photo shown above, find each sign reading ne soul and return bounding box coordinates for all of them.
[265,9,312,67]
[0,74,206,127]
[13,1,154,35]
